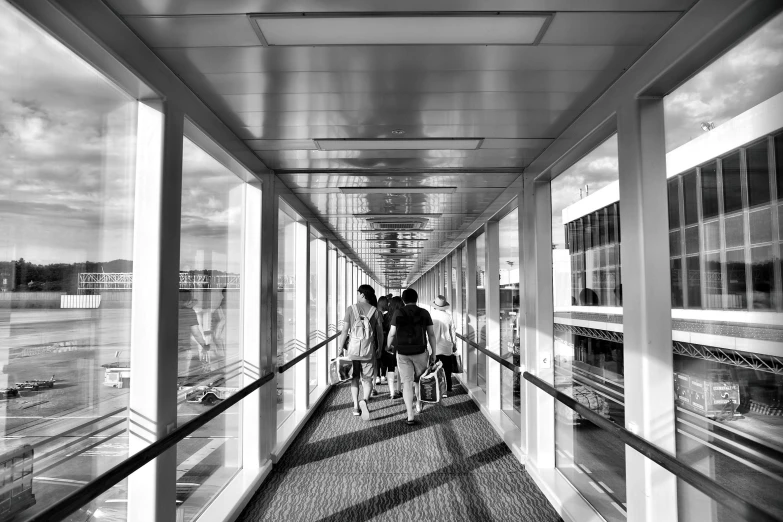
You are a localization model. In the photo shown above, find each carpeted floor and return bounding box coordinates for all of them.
[237,382,563,522]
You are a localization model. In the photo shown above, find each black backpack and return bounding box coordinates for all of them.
[395,307,427,355]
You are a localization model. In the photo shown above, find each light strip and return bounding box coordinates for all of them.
[355,213,441,218]
[249,13,551,47]
[316,138,482,151]
[340,187,456,194]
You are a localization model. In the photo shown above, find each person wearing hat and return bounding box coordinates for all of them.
[431,294,457,396]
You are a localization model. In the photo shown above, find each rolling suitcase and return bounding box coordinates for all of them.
[329,357,354,385]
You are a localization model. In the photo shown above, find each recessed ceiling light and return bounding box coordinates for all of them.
[248,13,551,46]
[315,138,482,151]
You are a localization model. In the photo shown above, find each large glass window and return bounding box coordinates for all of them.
[0,4,138,518]
[461,247,468,338]
[176,136,245,520]
[551,134,625,522]
[499,209,521,420]
[277,202,304,426]
[475,233,487,392]
[664,12,783,521]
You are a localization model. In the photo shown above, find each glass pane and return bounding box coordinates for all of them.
[551,135,624,522]
[777,134,783,201]
[724,214,745,249]
[685,225,700,255]
[701,162,720,220]
[703,220,720,252]
[177,138,244,518]
[670,230,682,257]
[750,245,773,310]
[461,247,467,337]
[277,206,303,425]
[308,235,323,395]
[668,179,680,229]
[747,140,771,207]
[499,209,520,417]
[749,207,773,245]
[683,171,698,226]
[666,14,783,520]
[725,249,747,310]
[671,258,684,308]
[722,152,743,214]
[0,4,137,517]
[704,252,723,309]
[475,233,486,392]
[686,256,701,309]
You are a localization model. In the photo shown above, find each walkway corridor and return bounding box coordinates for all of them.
[238,384,562,521]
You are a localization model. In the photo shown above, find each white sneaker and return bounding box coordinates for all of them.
[380,377,387,384]
[374,377,381,385]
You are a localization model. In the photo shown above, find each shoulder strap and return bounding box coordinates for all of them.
[366,306,376,320]
[351,304,360,321]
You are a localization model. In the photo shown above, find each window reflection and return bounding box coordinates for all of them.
[499,210,520,419]
[664,12,783,521]
[0,3,137,518]
[475,233,487,392]
[552,134,626,522]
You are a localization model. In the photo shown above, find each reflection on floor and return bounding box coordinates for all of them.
[239,383,562,522]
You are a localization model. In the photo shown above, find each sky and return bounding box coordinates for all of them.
[0,2,245,271]
[0,3,780,266]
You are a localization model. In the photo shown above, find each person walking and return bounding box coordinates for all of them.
[384,296,405,399]
[337,284,384,421]
[387,288,436,425]
[376,296,390,387]
[431,295,456,396]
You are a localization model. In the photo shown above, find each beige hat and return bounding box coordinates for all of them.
[432,295,450,308]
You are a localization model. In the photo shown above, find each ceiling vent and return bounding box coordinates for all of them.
[365,217,428,231]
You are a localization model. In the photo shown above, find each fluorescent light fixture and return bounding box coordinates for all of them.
[316,138,482,151]
[356,213,441,218]
[249,13,551,46]
[340,187,456,194]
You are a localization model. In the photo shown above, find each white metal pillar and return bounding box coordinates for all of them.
[486,220,501,410]
[522,176,555,470]
[295,222,310,411]
[465,238,478,385]
[327,248,338,361]
[240,180,263,470]
[316,240,329,388]
[127,102,182,522]
[515,183,528,453]
[445,255,454,313]
[256,174,279,461]
[617,98,677,522]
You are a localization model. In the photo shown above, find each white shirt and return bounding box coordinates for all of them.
[430,308,454,356]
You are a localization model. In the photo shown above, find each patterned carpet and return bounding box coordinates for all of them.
[237,382,563,522]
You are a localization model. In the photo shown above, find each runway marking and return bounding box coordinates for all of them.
[176,439,226,480]
[563,449,574,459]
[177,482,201,487]
[611,502,627,516]
[555,449,568,460]
[575,466,583,474]
[598,481,614,494]
[589,481,604,494]
[579,465,592,474]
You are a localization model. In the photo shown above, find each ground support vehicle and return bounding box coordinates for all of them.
[675,370,742,420]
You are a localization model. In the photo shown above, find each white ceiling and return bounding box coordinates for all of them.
[105,0,692,286]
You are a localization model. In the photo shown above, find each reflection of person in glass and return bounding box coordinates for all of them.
[213,288,227,357]
[179,290,209,377]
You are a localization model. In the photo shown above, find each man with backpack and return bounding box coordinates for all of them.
[387,288,437,425]
[336,284,384,421]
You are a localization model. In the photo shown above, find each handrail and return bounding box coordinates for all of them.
[456,333,521,373]
[523,371,779,522]
[278,333,340,373]
[26,371,275,522]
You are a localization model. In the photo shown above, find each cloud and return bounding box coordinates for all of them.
[664,12,783,152]
[550,135,619,248]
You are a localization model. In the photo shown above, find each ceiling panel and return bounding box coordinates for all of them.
[105,2,691,285]
[541,12,682,45]
[155,45,646,74]
[180,70,606,95]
